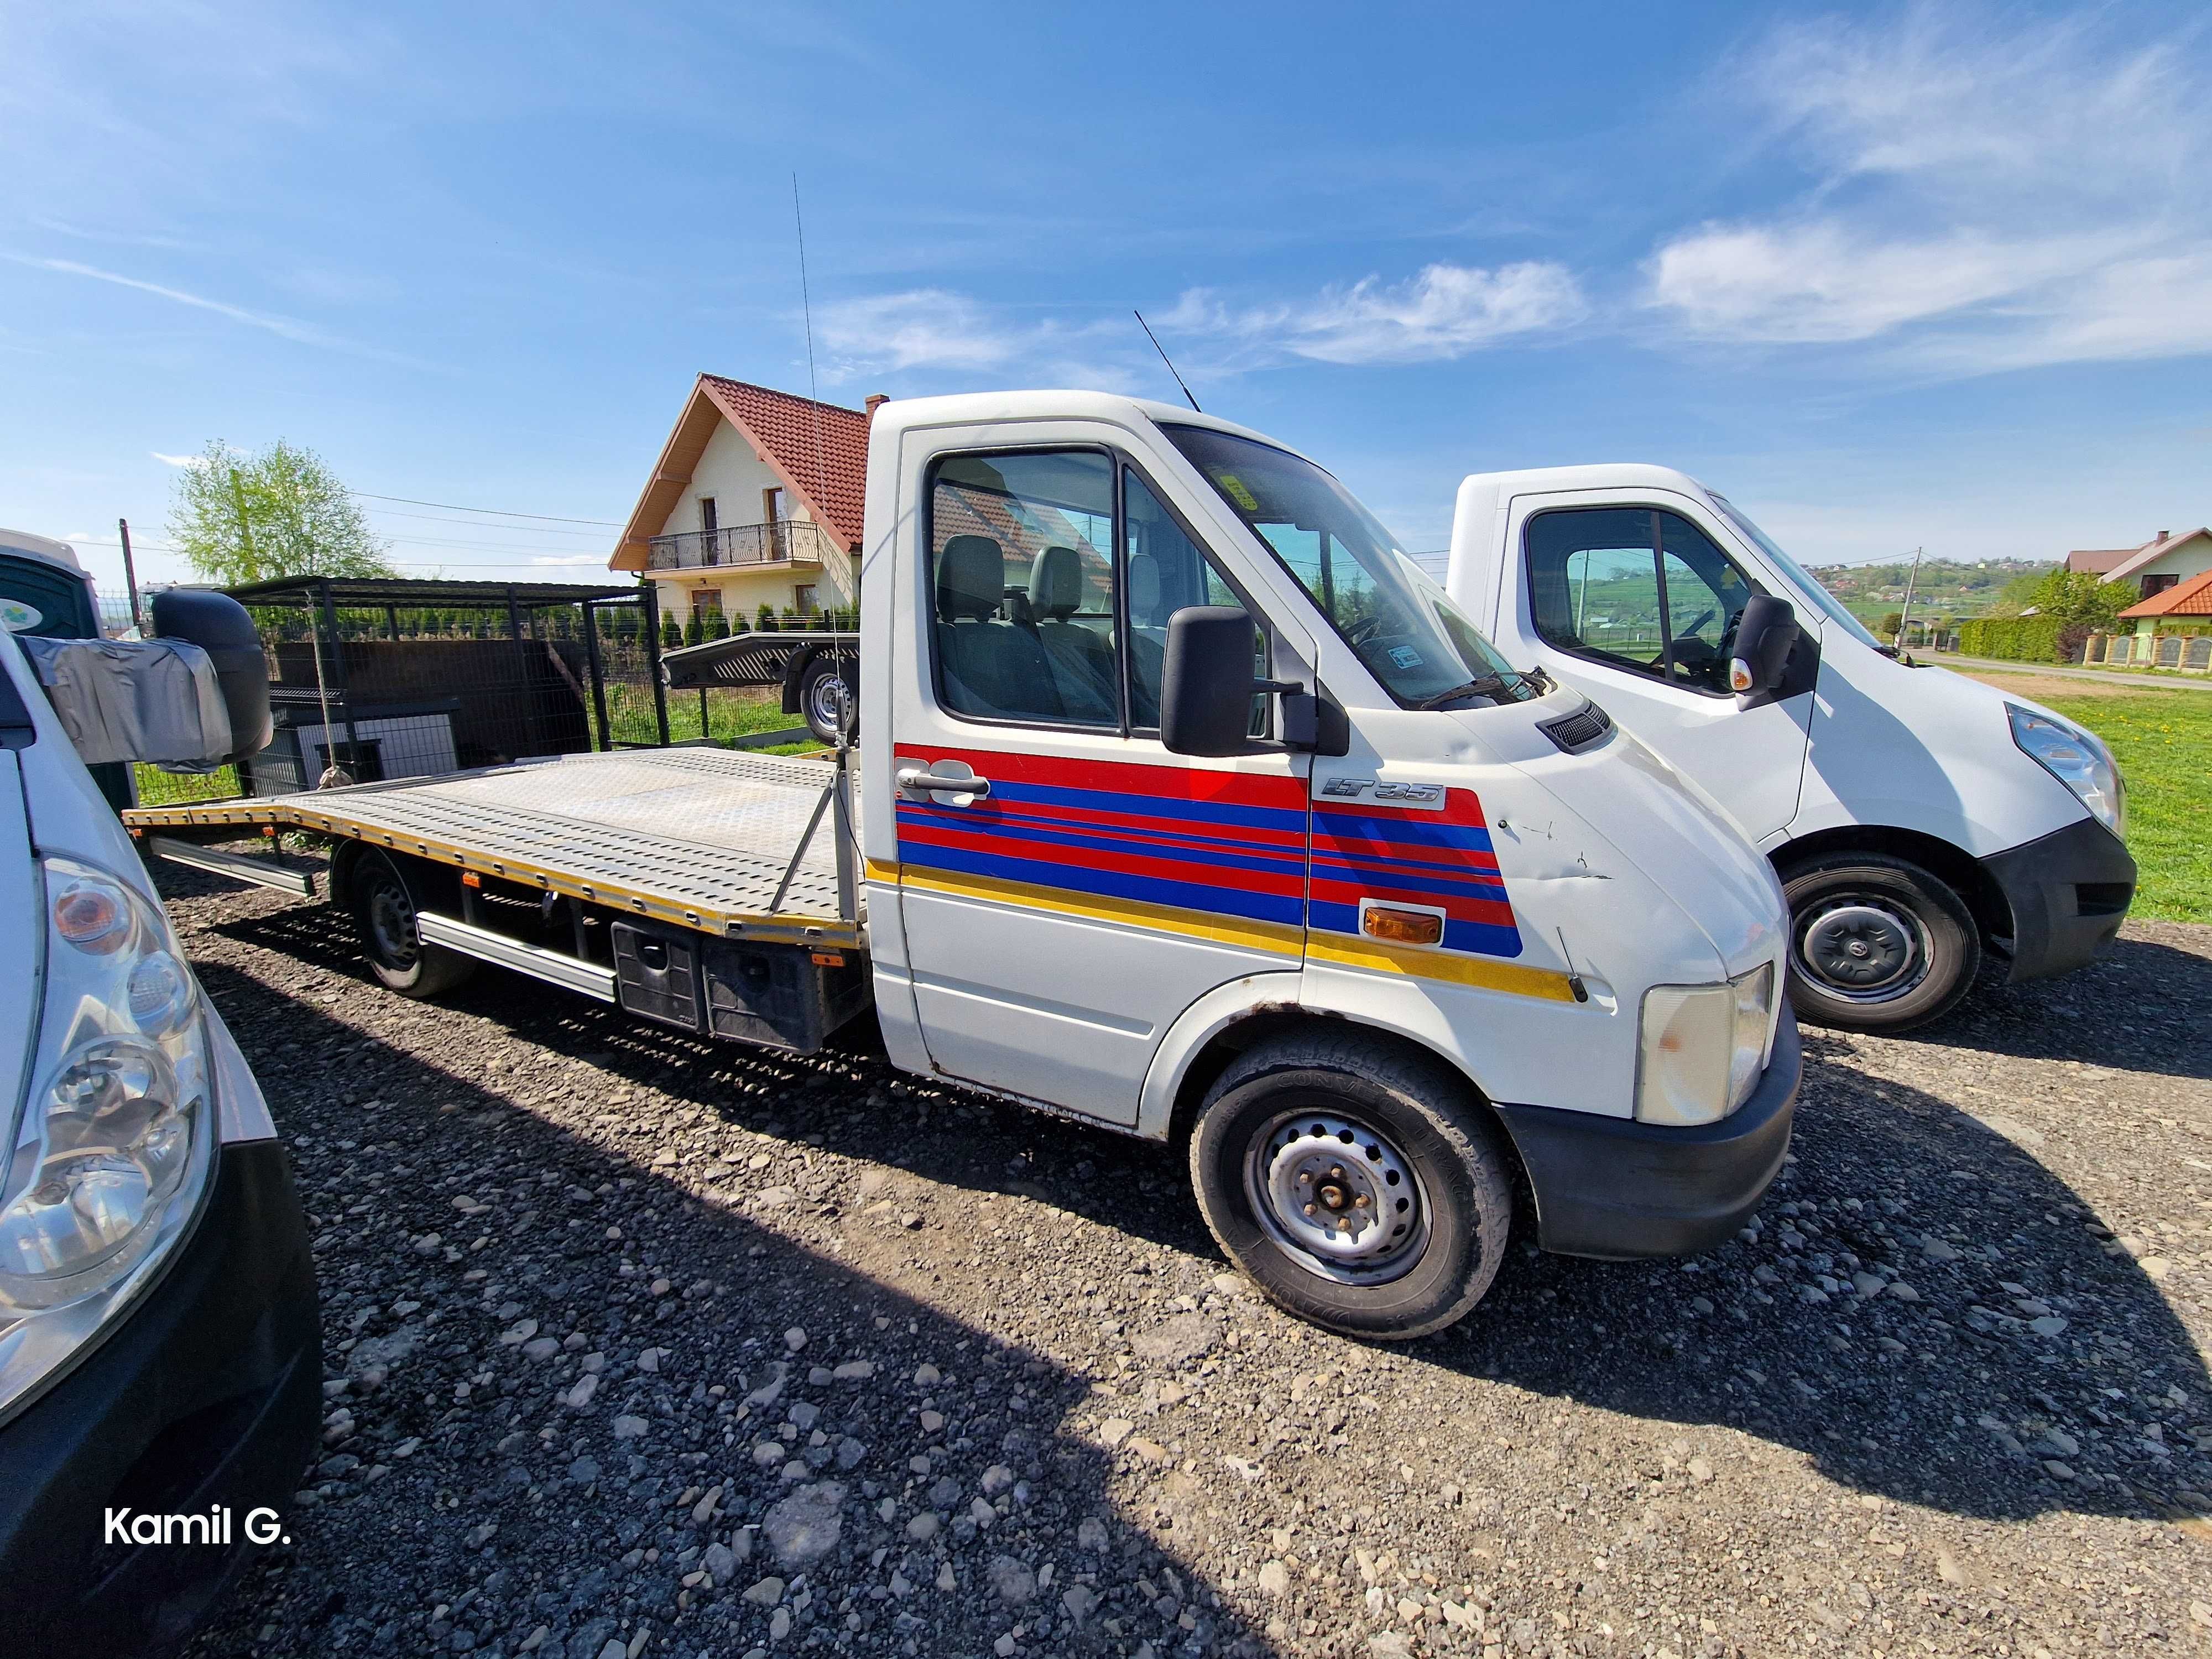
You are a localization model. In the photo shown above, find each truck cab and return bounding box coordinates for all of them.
[1447,465,2135,1031]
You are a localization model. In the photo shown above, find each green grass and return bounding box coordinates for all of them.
[2028,690,2211,924]
[132,763,242,807]
[603,683,806,748]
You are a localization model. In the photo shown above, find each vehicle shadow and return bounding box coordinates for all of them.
[1419,1032,2212,1526]
[1895,924,2212,1083]
[196,878,2211,1542]
[171,925,1264,1657]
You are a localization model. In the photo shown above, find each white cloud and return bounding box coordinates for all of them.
[1167,261,1585,366]
[817,289,1024,375]
[151,450,208,468]
[1642,9,2212,372]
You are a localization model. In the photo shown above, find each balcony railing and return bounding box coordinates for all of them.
[647,520,837,572]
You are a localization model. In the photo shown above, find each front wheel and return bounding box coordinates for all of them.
[1188,1034,1514,1340]
[1780,852,1979,1033]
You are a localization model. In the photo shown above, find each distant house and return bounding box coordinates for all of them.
[2064,528,2212,602]
[608,375,877,631]
[2109,567,2212,671]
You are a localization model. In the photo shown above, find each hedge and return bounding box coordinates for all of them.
[1958,615,2067,662]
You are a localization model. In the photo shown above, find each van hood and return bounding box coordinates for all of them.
[1500,719,1787,980]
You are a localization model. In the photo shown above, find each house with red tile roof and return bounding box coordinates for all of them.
[2064,527,2212,602]
[609,375,878,632]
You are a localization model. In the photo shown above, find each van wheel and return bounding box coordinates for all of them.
[1188,1034,1512,1340]
[350,851,477,999]
[799,658,854,745]
[1780,852,1978,1034]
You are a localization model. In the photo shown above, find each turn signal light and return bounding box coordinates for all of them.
[1361,906,1443,946]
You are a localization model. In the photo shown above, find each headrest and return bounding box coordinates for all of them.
[938,535,1005,622]
[1128,552,1162,624]
[1029,545,1084,620]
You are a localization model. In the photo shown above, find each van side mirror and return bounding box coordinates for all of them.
[1729,593,1801,707]
[152,587,272,761]
[1161,607,1265,757]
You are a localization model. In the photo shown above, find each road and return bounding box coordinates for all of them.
[159,863,2212,1659]
[1934,654,2212,692]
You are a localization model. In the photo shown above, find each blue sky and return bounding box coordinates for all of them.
[5,2,2209,594]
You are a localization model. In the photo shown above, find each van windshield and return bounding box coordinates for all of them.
[1706,493,1883,650]
[1164,425,1537,707]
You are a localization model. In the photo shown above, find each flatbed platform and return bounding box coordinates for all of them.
[124,748,863,947]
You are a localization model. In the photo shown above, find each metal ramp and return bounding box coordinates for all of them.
[125,748,863,947]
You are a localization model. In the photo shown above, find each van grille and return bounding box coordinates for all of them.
[1538,700,1614,755]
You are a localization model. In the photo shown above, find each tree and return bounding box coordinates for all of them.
[168,438,394,586]
[1877,611,1905,640]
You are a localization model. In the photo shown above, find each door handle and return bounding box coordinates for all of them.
[897,765,991,801]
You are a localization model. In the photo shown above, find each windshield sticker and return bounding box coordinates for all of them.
[1,598,42,632]
[1388,645,1424,670]
[1213,471,1261,513]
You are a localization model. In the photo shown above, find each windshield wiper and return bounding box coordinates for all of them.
[1413,676,1510,711]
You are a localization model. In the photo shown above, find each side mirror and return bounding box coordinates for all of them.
[152,587,271,761]
[1161,607,1264,757]
[1729,593,1800,705]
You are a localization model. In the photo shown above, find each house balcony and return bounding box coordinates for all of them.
[646,520,838,572]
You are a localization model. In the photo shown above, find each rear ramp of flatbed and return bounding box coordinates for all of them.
[125,748,862,947]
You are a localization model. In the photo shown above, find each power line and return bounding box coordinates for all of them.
[347,491,621,526]
[362,505,610,537]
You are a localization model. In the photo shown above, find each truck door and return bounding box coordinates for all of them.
[1508,495,1812,842]
[891,444,1313,1125]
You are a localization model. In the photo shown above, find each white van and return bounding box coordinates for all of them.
[1447,466,2136,1031]
[0,585,319,1653]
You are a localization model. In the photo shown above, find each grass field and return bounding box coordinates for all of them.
[1961,672,2210,924]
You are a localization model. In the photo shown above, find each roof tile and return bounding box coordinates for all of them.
[700,375,871,549]
[2118,566,2212,618]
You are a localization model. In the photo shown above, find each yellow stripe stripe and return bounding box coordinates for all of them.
[894,863,1306,958]
[1306,936,1580,1001]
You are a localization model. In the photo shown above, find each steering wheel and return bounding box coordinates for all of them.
[1343,614,1387,646]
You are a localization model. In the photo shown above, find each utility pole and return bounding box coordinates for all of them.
[1895,545,1924,654]
[117,518,144,635]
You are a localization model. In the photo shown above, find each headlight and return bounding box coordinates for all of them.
[0,858,215,1423]
[1637,963,1775,1126]
[2008,703,2125,837]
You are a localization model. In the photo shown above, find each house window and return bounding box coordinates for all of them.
[794,584,818,614]
[691,589,723,620]
[764,487,791,524]
[2142,572,2179,599]
[700,497,718,533]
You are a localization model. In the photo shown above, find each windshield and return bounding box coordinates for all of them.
[1164,425,1536,707]
[1706,492,1883,650]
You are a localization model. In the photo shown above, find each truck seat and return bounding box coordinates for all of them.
[935,534,1065,720]
[1029,545,1118,723]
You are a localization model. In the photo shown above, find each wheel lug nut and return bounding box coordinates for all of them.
[1302,1203,1315,1215]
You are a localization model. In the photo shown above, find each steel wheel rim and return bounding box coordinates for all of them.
[366,869,420,969]
[1793,893,1929,1003]
[807,671,849,733]
[1244,1107,1428,1285]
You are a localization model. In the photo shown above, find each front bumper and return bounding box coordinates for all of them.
[0,1138,321,1656]
[1495,1009,1800,1259]
[1980,815,2135,984]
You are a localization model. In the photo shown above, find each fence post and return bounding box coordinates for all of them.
[319,579,362,769]
[641,583,670,747]
[581,599,611,752]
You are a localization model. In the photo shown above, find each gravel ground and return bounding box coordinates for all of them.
[154,860,2212,1659]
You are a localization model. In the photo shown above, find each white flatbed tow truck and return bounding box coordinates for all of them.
[127,389,1801,1340]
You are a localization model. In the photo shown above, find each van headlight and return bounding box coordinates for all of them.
[0,858,215,1423]
[2007,703,2125,837]
[1636,964,1775,1126]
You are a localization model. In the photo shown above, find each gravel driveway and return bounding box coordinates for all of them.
[156,863,2212,1659]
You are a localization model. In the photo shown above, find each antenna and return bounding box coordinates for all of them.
[794,173,831,585]
[1134,310,1201,412]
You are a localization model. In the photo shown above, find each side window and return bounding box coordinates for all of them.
[1526,508,1759,696]
[928,450,1119,726]
[1121,468,1257,731]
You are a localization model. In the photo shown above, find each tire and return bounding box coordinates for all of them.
[799,656,854,746]
[1779,852,1979,1034]
[1188,1033,1514,1340]
[349,850,477,999]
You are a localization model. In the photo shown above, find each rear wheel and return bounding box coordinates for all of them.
[799,657,854,746]
[1780,852,1978,1033]
[349,850,477,999]
[1188,1033,1513,1340]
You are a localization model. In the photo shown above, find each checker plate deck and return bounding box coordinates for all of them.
[124,748,862,946]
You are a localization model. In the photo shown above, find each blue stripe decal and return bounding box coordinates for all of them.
[897,800,1303,869]
[896,808,1307,884]
[1314,812,1496,853]
[1311,861,1511,904]
[904,840,1307,929]
[988,778,1310,834]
